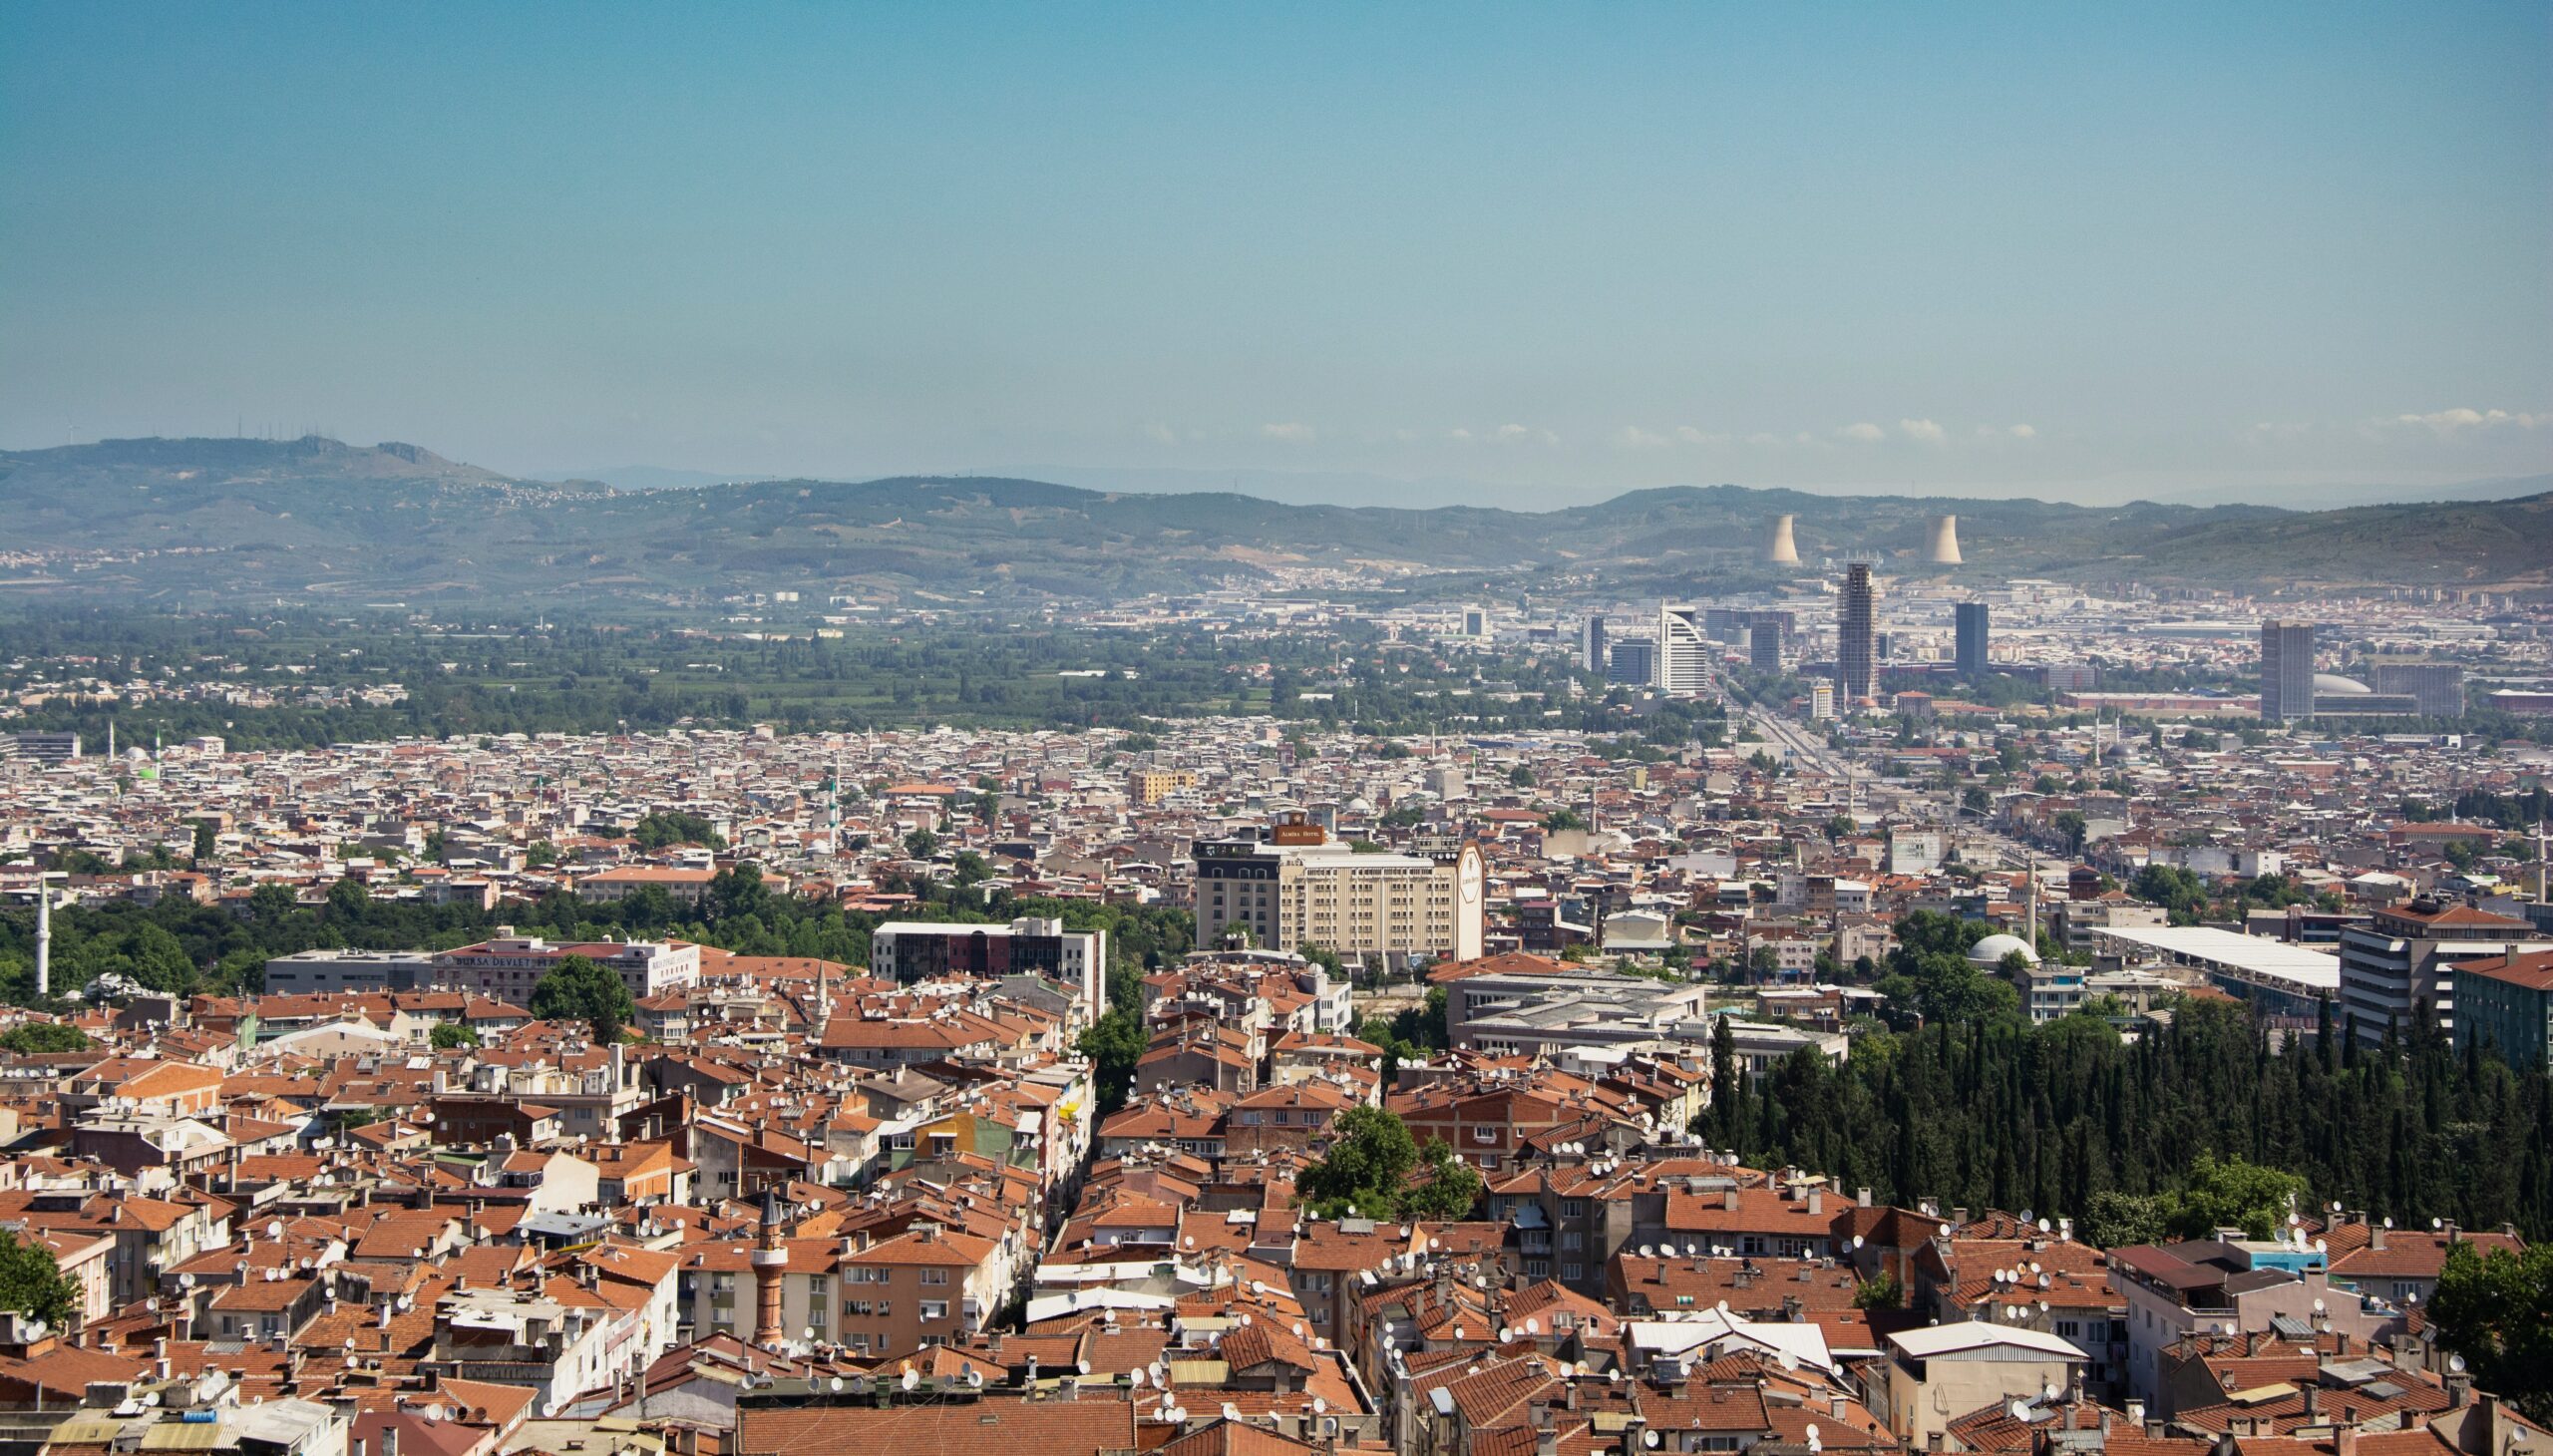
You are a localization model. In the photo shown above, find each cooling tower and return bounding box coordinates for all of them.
[1766,514,1800,565]
[1925,514,1962,565]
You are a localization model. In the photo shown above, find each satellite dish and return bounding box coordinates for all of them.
[965,1370,983,1389]
[828,1377,843,1392]
[1647,1434,1662,1451]
[180,1272,196,1288]
[1077,1358,1091,1376]
[2448,1354,2466,1373]
[2313,1298,2326,1313]
[901,1368,918,1391]
[1131,1368,1148,1388]
[1851,1235,1864,1251]
[1312,1397,1327,1415]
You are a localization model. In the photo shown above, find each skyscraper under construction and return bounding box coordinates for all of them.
[1837,561,1875,702]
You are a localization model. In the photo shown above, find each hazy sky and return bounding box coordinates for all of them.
[4,3,2549,506]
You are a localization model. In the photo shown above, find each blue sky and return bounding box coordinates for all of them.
[3,3,2548,506]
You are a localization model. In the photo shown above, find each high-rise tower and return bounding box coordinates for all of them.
[2260,621,2318,723]
[1583,614,1607,673]
[1656,604,1712,697]
[1955,601,1990,677]
[1836,562,1876,702]
[1749,619,1782,674]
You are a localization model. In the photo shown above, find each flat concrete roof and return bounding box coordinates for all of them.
[2092,925,2341,992]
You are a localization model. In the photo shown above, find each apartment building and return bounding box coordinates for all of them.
[2336,899,2547,1044]
[439,936,703,1003]
[869,915,1105,1011]
[1192,814,1484,968]
[1126,768,1198,806]
[835,1225,1003,1358]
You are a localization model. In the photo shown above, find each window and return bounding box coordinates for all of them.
[1472,1126,1496,1144]
[920,1300,948,1321]
[1563,1264,1583,1282]
[919,1269,948,1285]
[1561,1200,1586,1219]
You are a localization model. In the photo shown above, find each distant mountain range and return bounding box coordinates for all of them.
[2,436,2545,610]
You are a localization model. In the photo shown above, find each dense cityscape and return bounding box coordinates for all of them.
[8,4,2550,1455]
[0,542,2547,1456]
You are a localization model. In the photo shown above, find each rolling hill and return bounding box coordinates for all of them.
[1,436,2543,610]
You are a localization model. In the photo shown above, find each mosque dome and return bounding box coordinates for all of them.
[1969,932,2040,967]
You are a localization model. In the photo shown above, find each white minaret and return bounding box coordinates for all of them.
[33,874,55,998]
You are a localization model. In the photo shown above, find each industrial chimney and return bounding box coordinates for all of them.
[1925,515,1962,565]
[1766,515,1800,565]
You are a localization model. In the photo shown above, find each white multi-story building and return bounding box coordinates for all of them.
[438,936,702,1003]
[1656,603,1713,697]
[1192,814,1484,968]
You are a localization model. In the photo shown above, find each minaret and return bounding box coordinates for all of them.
[2025,862,2040,950]
[750,1187,788,1349]
[33,876,53,999]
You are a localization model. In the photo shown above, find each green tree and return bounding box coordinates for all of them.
[2078,1190,2172,1249]
[1299,1105,1420,1219]
[1401,1136,1486,1220]
[429,1022,480,1049]
[0,1021,92,1054]
[2430,1242,2553,1423]
[1853,1270,1904,1309]
[632,812,722,850]
[529,954,636,1044]
[904,829,940,860]
[1075,1009,1147,1114]
[2171,1154,2309,1240]
[325,877,370,920]
[248,882,299,921]
[0,1230,78,1331]
[2052,811,2089,856]
[706,863,773,921]
[190,821,217,863]
[1508,766,1536,789]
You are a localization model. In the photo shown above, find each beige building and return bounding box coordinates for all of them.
[1192,815,1484,967]
[1874,1324,2088,1447]
[1127,768,1198,806]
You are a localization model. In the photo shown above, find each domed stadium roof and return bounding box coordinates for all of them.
[2314,673,2371,695]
